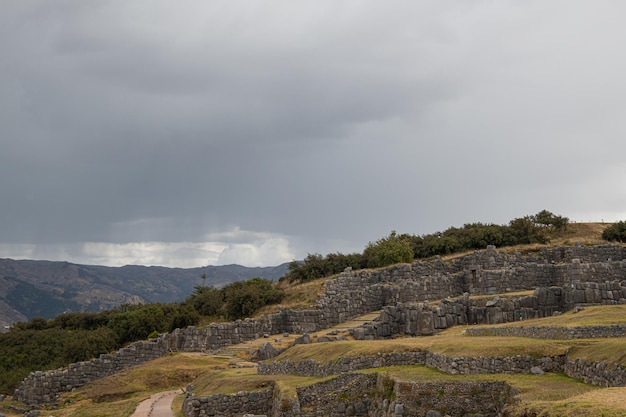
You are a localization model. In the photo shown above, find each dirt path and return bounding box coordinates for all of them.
[130,390,181,417]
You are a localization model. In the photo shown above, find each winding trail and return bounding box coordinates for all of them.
[130,390,180,417]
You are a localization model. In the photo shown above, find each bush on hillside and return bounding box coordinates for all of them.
[362,231,414,268]
[186,285,224,317]
[282,252,362,283]
[282,210,565,283]
[185,277,285,321]
[602,221,626,243]
[222,278,284,320]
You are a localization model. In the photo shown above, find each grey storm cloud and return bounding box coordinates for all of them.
[1,1,626,267]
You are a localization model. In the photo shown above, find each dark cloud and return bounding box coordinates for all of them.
[1,1,625,266]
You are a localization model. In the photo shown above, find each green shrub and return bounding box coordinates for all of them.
[602,221,626,243]
[362,231,414,268]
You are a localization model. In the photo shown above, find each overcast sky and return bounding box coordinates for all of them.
[1,1,625,268]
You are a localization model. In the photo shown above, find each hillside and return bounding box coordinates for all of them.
[0,259,289,328]
[3,228,626,416]
[0,221,610,328]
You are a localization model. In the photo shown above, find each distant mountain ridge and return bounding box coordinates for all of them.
[0,258,289,327]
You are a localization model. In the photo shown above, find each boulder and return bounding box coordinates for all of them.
[254,342,279,361]
[294,333,312,345]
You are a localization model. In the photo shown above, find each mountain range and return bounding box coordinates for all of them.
[0,258,289,328]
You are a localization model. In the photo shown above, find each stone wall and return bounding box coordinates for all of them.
[164,245,626,350]
[257,350,565,377]
[466,324,626,339]
[297,373,379,417]
[259,349,626,391]
[13,339,166,405]
[182,385,274,417]
[178,360,626,417]
[293,373,517,417]
[394,380,515,417]
[180,373,517,417]
[353,280,626,340]
[13,245,626,406]
[424,352,565,375]
[258,351,428,377]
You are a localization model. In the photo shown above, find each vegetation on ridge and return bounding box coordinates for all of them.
[0,212,621,411]
[603,220,626,243]
[283,210,570,283]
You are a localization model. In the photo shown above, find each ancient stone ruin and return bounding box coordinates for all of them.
[12,244,626,416]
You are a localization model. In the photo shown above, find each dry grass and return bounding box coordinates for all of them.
[35,353,228,417]
[472,305,626,329]
[23,324,626,417]
[359,366,623,416]
[268,332,573,363]
[439,222,615,262]
[256,276,329,315]
[364,365,596,401]
[266,304,626,366]
[567,339,626,366]
[549,222,612,246]
[8,223,626,417]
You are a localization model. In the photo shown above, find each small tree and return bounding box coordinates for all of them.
[362,231,414,268]
[532,210,569,231]
[507,217,548,245]
[187,285,223,316]
[222,278,284,320]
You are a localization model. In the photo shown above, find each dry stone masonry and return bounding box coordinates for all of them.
[257,350,566,377]
[394,380,515,417]
[183,373,518,417]
[13,339,166,405]
[352,280,626,340]
[13,244,626,408]
[182,385,274,417]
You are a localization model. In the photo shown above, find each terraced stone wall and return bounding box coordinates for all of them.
[316,245,626,326]
[259,349,626,390]
[395,380,515,417]
[14,245,626,406]
[13,339,166,405]
[466,324,626,339]
[257,350,564,377]
[296,373,379,417]
[182,385,274,417]
[355,280,626,339]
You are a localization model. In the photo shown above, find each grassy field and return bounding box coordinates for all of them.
[4,313,626,417]
[472,304,626,328]
[5,339,626,417]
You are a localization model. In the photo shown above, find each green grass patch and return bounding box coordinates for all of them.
[269,334,572,364]
[567,339,626,367]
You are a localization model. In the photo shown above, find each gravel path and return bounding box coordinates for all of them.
[130,390,181,417]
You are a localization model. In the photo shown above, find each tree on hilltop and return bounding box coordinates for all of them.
[362,231,414,268]
[531,209,569,231]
